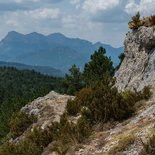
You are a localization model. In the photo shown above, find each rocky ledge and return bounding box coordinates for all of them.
[21,91,74,130]
[115,26,155,91]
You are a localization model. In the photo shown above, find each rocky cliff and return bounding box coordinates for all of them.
[115,26,155,91]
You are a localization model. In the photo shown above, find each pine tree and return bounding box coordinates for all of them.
[128,12,142,30]
[61,64,84,95]
[83,47,114,86]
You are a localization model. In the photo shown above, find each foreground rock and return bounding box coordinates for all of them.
[115,26,155,91]
[21,91,74,129]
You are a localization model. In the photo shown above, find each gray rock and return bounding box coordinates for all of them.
[115,26,155,91]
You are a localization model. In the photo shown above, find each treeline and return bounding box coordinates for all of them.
[0,67,62,143]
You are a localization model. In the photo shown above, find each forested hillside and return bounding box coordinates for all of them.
[0,67,62,143]
[0,46,152,155]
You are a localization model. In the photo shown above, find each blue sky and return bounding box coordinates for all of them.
[0,0,155,47]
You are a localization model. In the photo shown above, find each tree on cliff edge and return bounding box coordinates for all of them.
[61,64,84,95]
[83,47,114,86]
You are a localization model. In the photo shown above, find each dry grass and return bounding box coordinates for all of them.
[108,134,135,155]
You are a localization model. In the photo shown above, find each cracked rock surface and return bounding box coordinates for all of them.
[115,26,155,91]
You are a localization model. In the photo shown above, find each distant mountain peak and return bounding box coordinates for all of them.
[6,31,22,37]
[8,31,21,35]
[26,32,45,37]
[3,31,23,42]
[48,32,66,38]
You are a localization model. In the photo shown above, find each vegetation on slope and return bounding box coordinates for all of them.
[0,47,152,155]
[128,12,155,30]
[0,67,62,143]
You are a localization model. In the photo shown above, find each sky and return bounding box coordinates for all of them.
[0,0,155,47]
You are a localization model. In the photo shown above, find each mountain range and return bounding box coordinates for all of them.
[0,31,123,73]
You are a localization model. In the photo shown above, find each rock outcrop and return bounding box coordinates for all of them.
[21,91,74,129]
[115,26,155,91]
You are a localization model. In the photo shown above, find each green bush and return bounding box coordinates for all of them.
[141,86,152,100]
[128,12,143,30]
[108,134,135,154]
[0,122,60,155]
[75,116,92,142]
[88,83,134,122]
[10,112,37,138]
[66,88,93,116]
[60,64,84,95]
[0,142,18,155]
[67,80,152,124]
[66,99,79,116]
[128,13,155,30]
[51,114,77,153]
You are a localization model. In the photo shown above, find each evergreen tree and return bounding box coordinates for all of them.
[128,12,142,30]
[61,65,84,95]
[83,47,114,86]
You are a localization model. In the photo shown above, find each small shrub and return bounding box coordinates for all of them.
[142,135,155,155]
[146,15,155,27]
[75,116,92,142]
[66,88,93,116]
[108,134,135,154]
[66,99,79,116]
[50,141,70,155]
[0,142,18,155]
[59,114,77,144]
[76,87,94,107]
[80,107,93,122]
[141,86,152,100]
[128,12,143,30]
[128,13,155,30]
[10,112,37,138]
[51,114,78,154]
[122,86,152,104]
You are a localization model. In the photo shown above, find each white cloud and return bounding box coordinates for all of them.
[82,0,120,14]
[27,8,60,19]
[70,0,81,5]
[70,0,81,9]
[0,7,61,38]
[0,0,155,47]
[125,0,155,15]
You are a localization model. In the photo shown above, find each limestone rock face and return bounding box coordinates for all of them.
[115,26,155,91]
[21,91,74,129]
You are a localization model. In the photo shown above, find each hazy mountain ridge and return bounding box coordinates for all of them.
[0,31,123,72]
[0,61,63,77]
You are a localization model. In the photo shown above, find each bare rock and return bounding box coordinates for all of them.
[21,91,74,129]
[115,26,155,91]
